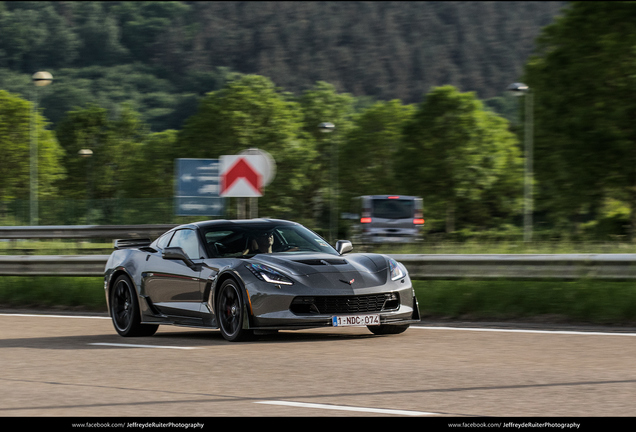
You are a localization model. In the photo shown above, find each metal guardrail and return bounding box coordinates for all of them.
[393,254,636,280]
[0,224,177,240]
[0,255,110,276]
[1,253,636,279]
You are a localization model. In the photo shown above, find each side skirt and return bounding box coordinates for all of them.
[140,297,216,328]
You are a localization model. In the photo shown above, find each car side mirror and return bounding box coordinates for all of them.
[162,247,196,269]
[335,240,353,255]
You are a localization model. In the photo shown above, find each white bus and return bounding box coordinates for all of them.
[347,195,424,243]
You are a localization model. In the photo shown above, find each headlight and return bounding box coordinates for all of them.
[389,258,405,281]
[247,263,294,286]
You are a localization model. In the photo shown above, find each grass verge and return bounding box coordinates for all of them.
[414,279,636,326]
[0,277,106,311]
[1,277,636,326]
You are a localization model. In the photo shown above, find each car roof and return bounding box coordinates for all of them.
[357,195,420,200]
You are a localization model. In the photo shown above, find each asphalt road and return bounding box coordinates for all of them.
[1,310,636,418]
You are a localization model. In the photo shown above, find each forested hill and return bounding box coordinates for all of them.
[0,1,566,129]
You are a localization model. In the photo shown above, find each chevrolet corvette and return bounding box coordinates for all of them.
[104,219,420,341]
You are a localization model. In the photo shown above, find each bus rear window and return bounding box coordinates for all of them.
[371,199,414,219]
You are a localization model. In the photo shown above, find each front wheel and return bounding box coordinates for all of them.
[110,274,158,337]
[216,279,254,342]
[367,324,410,335]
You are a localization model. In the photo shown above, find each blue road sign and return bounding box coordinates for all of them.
[175,159,224,216]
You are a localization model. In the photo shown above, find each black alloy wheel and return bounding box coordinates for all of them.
[217,279,254,342]
[110,274,158,337]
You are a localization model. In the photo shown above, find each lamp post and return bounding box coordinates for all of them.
[79,149,93,223]
[319,122,336,243]
[507,82,533,242]
[30,71,53,225]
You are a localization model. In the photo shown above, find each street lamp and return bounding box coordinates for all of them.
[507,82,533,242]
[78,149,93,158]
[30,71,53,225]
[319,122,337,243]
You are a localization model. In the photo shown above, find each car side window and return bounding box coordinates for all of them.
[169,229,202,260]
[155,232,173,250]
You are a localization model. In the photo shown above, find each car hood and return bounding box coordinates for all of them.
[248,252,386,274]
[247,252,392,288]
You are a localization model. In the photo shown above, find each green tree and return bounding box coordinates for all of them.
[297,81,355,232]
[0,89,64,202]
[524,1,636,239]
[397,86,522,233]
[340,99,415,201]
[122,129,178,200]
[55,103,147,202]
[116,129,179,224]
[177,74,310,222]
[112,1,191,68]
[0,3,79,71]
[73,2,129,66]
[0,64,231,133]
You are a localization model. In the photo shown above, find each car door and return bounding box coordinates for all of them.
[143,228,205,319]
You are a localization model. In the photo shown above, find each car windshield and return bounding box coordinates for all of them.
[202,223,339,258]
[372,199,414,219]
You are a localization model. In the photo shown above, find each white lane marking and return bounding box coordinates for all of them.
[0,313,110,320]
[413,326,636,337]
[89,343,200,350]
[3,313,636,337]
[255,401,437,416]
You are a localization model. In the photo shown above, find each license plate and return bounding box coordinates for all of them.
[332,314,380,327]
[374,236,407,243]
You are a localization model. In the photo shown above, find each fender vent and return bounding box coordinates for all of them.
[114,238,152,250]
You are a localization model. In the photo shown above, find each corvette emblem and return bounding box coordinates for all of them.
[340,278,355,285]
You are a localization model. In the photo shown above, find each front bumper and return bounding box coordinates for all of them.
[245,285,421,330]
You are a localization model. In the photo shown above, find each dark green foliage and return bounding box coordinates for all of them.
[525,1,636,239]
[397,86,523,232]
[9,1,636,241]
[0,89,65,202]
[0,1,566,132]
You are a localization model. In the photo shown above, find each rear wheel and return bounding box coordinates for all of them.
[217,279,254,342]
[367,324,410,335]
[110,274,158,337]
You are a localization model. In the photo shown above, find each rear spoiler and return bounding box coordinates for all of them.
[114,238,152,250]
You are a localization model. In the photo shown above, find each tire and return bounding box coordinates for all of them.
[110,274,158,337]
[216,279,254,342]
[367,324,410,335]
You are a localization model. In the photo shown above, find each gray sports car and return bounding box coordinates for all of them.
[104,219,420,341]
